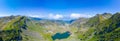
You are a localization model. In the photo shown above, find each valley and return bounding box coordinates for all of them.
[0,12,120,41]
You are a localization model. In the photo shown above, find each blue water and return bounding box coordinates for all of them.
[52,31,71,40]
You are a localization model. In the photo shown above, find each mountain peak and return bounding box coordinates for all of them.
[2,16,27,30]
[102,13,112,15]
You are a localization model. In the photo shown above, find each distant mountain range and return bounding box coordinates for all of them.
[0,12,120,41]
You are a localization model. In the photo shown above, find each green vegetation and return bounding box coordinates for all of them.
[0,12,119,41]
[0,16,27,41]
[90,12,120,41]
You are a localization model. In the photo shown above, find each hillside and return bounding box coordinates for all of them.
[0,12,120,41]
[89,12,120,41]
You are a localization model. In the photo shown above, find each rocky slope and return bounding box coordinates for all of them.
[0,12,120,41]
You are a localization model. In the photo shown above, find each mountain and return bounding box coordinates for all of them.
[70,13,112,28]
[85,13,112,27]
[70,17,89,27]
[0,12,120,41]
[89,12,120,41]
[75,13,119,41]
[0,16,27,41]
[0,15,19,30]
[0,15,76,41]
[29,17,74,26]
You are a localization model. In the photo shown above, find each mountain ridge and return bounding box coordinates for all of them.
[0,12,119,41]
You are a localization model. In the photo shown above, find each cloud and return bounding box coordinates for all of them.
[0,14,10,17]
[28,13,94,20]
[28,15,39,17]
[28,14,45,18]
[48,14,63,19]
[28,13,63,19]
[70,13,93,19]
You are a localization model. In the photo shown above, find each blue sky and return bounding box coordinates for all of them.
[0,0,120,19]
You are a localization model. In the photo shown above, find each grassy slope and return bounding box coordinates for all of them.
[0,13,119,41]
[0,16,26,41]
[26,19,53,41]
[75,14,105,41]
[88,13,120,41]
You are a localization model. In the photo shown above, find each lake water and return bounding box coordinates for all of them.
[52,31,71,40]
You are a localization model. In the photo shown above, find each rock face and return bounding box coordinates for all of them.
[91,12,120,41]
[0,12,120,41]
[0,16,27,41]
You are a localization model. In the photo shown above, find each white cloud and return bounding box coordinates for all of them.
[28,15,39,17]
[70,13,93,19]
[0,14,10,17]
[28,13,94,20]
[28,14,63,19]
[54,14,63,19]
[48,14,63,19]
[28,14,45,18]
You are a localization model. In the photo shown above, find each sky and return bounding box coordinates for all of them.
[0,0,120,19]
